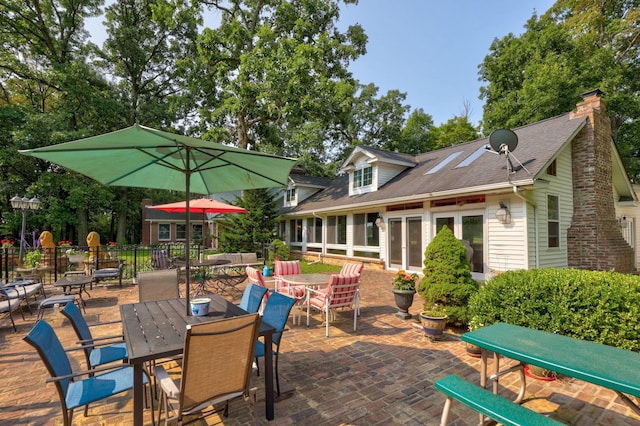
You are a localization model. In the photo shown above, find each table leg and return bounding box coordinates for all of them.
[264,333,275,421]
[132,362,144,426]
[479,350,488,425]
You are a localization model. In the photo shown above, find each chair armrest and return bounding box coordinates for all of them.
[45,363,128,383]
[76,334,124,344]
[306,287,328,296]
[154,365,181,399]
[88,319,122,327]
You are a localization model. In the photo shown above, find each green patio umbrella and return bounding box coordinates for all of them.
[19,124,297,315]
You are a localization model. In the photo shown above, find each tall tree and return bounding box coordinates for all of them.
[431,116,479,150]
[479,0,640,178]
[217,189,279,254]
[185,0,366,158]
[395,108,435,154]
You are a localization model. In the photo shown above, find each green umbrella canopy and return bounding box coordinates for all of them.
[19,124,297,194]
[19,124,298,314]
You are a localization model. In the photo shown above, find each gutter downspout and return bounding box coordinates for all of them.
[512,185,538,268]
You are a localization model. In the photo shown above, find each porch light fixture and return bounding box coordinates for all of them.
[495,201,511,224]
[375,214,385,229]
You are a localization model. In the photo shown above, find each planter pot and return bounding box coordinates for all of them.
[419,312,447,341]
[68,254,86,264]
[465,342,482,358]
[525,365,557,381]
[392,288,416,319]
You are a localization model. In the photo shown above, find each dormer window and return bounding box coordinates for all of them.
[353,166,373,189]
[286,188,296,203]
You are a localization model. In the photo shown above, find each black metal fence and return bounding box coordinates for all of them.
[1,243,213,283]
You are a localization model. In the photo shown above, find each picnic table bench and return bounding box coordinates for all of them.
[440,323,640,424]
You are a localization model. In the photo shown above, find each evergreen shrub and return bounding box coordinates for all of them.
[418,226,478,326]
[468,268,640,351]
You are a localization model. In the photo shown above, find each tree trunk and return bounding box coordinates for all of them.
[77,208,88,247]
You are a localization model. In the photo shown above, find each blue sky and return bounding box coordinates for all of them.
[337,1,556,126]
[87,1,556,127]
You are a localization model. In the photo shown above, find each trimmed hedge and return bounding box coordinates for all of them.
[468,269,640,351]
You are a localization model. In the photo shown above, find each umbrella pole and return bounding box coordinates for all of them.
[185,157,191,315]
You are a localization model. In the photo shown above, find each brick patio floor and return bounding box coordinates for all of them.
[1,269,639,425]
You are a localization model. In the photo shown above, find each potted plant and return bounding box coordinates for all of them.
[392,270,418,319]
[419,303,448,340]
[24,249,42,268]
[465,317,483,357]
[418,226,479,328]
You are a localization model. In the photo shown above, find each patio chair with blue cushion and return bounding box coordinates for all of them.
[23,320,146,426]
[254,292,297,396]
[239,282,268,314]
[60,302,127,369]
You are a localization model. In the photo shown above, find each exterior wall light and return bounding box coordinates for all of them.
[375,214,385,229]
[495,201,511,224]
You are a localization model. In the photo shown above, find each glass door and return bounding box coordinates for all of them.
[407,217,422,270]
[389,218,403,269]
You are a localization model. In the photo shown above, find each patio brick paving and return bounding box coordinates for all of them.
[1,269,639,425]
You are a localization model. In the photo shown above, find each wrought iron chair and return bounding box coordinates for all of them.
[306,274,360,337]
[154,313,261,424]
[24,320,145,426]
[254,292,297,396]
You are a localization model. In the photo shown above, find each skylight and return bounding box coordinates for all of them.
[455,146,487,168]
[425,152,463,174]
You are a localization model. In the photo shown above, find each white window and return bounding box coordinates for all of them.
[548,195,559,248]
[286,187,296,203]
[353,213,379,246]
[176,224,186,240]
[327,215,347,244]
[158,224,171,241]
[353,166,373,189]
[307,217,323,243]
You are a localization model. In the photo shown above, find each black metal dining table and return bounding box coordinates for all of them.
[120,295,277,425]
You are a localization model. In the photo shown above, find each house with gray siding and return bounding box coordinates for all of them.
[277,90,637,280]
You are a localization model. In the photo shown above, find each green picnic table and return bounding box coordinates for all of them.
[461,323,640,415]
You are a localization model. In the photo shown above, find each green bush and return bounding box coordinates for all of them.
[418,226,478,326]
[468,269,640,351]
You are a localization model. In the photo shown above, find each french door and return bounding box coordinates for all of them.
[388,216,423,271]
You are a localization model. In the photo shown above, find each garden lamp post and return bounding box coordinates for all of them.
[10,195,40,264]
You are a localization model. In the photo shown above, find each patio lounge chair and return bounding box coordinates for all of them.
[151,249,173,270]
[154,313,261,424]
[254,292,297,396]
[0,287,24,332]
[306,274,360,337]
[23,320,146,426]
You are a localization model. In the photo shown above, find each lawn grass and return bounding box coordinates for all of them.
[300,261,342,274]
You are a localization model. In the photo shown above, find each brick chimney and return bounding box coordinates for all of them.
[566,90,635,272]
[141,198,152,245]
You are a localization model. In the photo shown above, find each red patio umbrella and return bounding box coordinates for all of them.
[149,198,248,245]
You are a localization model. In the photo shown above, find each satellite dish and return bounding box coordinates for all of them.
[489,129,518,153]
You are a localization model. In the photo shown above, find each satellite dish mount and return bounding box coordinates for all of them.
[487,129,529,175]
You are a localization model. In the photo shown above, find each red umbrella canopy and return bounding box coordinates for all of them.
[149,198,248,214]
